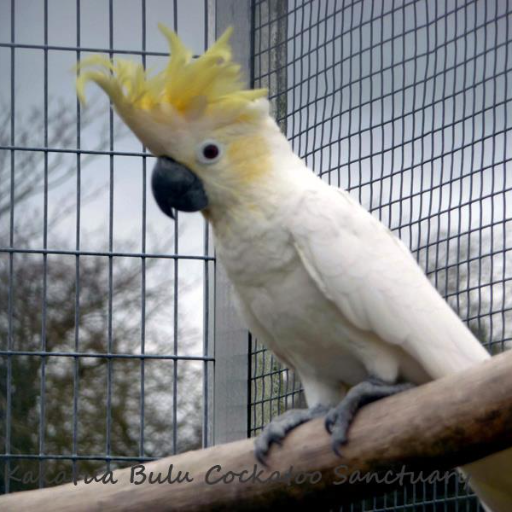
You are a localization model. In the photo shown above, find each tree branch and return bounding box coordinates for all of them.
[2,350,512,511]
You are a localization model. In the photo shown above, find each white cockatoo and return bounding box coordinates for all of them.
[77,26,512,512]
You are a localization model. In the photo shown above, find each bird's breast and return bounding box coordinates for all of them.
[223,244,370,386]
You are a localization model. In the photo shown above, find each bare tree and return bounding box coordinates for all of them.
[0,100,112,220]
[0,101,204,493]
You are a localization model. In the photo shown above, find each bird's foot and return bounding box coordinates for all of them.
[254,404,329,465]
[325,377,415,456]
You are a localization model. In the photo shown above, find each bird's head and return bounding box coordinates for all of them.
[77,25,281,222]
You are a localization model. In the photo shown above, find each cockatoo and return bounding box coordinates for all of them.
[77,26,512,512]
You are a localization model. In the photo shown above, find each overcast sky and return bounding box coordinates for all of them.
[0,0,212,356]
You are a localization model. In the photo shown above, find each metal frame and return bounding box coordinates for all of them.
[212,0,253,445]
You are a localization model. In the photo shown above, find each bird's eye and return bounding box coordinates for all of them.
[196,140,223,165]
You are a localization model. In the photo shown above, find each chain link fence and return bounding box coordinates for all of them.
[251,0,512,510]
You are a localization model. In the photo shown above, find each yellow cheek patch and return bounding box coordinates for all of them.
[227,135,272,184]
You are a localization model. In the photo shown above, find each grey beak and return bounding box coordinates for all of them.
[151,156,208,219]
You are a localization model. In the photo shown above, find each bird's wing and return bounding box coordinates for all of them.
[289,184,489,380]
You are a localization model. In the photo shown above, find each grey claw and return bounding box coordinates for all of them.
[326,377,415,458]
[324,415,334,434]
[254,442,270,467]
[253,405,330,464]
[254,424,285,464]
[326,410,350,456]
[331,425,349,455]
[332,441,344,458]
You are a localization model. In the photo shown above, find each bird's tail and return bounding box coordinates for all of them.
[461,447,512,512]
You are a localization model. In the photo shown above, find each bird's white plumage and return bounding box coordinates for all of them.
[289,182,491,381]
[80,22,510,506]
[212,144,511,512]
[216,160,490,393]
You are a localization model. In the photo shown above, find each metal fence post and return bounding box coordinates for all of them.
[212,0,252,445]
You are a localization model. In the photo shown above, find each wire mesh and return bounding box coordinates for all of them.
[251,0,512,510]
[0,0,214,494]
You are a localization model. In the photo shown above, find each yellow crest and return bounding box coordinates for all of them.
[76,25,267,122]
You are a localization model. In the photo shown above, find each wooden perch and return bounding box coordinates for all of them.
[2,350,512,512]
